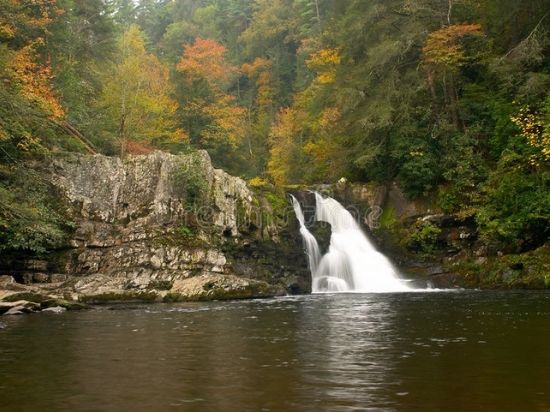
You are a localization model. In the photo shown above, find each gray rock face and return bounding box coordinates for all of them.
[50,151,264,243]
[7,151,288,301]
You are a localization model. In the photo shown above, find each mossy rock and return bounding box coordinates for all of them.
[2,292,52,304]
[41,299,90,311]
[79,291,160,304]
[146,280,173,291]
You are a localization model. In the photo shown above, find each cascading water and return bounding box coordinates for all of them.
[290,195,321,274]
[291,192,410,293]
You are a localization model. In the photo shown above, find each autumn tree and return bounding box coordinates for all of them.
[98,25,181,157]
[422,23,484,129]
[241,57,275,174]
[175,37,246,172]
[267,108,306,185]
[0,0,65,154]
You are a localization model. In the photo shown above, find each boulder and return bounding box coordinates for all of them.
[42,306,67,314]
[1,300,40,315]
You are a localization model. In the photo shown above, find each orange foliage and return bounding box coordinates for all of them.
[8,43,64,118]
[0,0,63,40]
[176,38,237,87]
[422,24,483,71]
[1,0,65,118]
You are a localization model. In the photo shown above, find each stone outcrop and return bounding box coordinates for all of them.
[1,151,308,305]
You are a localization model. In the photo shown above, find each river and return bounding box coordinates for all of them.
[1,291,549,411]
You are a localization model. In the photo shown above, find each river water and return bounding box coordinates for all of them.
[1,291,549,411]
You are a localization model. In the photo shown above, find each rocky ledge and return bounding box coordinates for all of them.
[0,151,308,311]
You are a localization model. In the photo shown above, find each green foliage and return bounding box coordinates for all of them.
[476,151,550,243]
[174,155,209,207]
[0,166,74,253]
[398,149,442,198]
[410,222,442,253]
[1,0,549,253]
[176,224,194,239]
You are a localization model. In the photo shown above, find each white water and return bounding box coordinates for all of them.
[291,193,410,293]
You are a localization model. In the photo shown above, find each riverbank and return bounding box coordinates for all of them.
[1,153,548,311]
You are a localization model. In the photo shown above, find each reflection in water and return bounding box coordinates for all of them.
[298,296,399,411]
[0,291,549,412]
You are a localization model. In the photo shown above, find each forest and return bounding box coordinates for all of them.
[1,0,549,253]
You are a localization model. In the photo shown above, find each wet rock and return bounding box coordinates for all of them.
[23,259,48,271]
[42,306,67,314]
[167,274,280,301]
[1,300,40,315]
[1,292,52,304]
[1,152,307,300]
[4,308,24,316]
[425,265,445,276]
[49,274,67,283]
[430,273,463,289]
[32,273,50,283]
[41,299,89,311]
[0,275,16,289]
[475,257,488,265]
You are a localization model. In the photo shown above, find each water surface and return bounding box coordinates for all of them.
[1,291,549,411]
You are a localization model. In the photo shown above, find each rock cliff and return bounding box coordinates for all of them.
[0,151,309,305]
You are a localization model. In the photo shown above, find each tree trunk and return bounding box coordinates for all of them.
[447,73,461,130]
[119,113,127,159]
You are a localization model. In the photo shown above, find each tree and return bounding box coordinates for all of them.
[175,37,247,172]
[422,23,484,128]
[0,0,66,154]
[267,107,305,184]
[98,25,181,156]
[177,38,237,89]
[48,0,116,137]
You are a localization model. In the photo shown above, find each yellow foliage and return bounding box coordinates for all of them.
[168,128,190,143]
[201,95,247,147]
[267,107,304,185]
[242,57,274,108]
[319,107,341,128]
[511,107,550,166]
[248,176,269,188]
[306,48,341,84]
[100,25,178,145]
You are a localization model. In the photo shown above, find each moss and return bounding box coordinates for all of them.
[163,281,279,303]
[265,191,287,214]
[444,243,550,289]
[2,292,51,303]
[79,291,160,304]
[162,293,188,302]
[152,228,207,248]
[146,280,173,290]
[41,299,89,310]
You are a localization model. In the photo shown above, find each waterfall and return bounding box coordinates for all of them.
[290,195,321,274]
[291,192,410,293]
